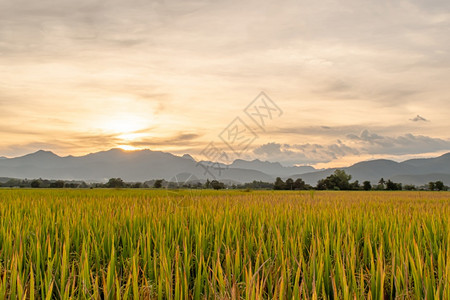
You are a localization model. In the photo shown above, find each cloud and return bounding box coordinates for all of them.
[253,142,285,156]
[347,130,450,155]
[128,133,201,147]
[410,115,429,122]
[0,131,202,158]
[253,141,359,165]
[0,0,449,160]
[347,129,383,143]
[252,130,450,166]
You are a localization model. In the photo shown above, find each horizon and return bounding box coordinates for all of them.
[1,0,449,168]
[1,147,450,170]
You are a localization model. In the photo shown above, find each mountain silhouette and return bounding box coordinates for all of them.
[291,153,450,185]
[0,149,449,185]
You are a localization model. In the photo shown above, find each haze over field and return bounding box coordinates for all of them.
[1,0,449,169]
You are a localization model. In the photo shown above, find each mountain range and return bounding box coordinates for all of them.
[0,149,449,185]
[290,153,450,185]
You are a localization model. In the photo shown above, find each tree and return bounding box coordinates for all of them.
[428,181,435,191]
[316,179,327,190]
[285,178,294,190]
[50,180,65,188]
[106,178,125,188]
[153,179,163,189]
[331,169,352,190]
[378,178,385,189]
[435,181,444,191]
[316,170,352,190]
[131,182,142,188]
[350,180,360,190]
[274,177,285,190]
[403,184,416,191]
[31,179,41,188]
[210,180,225,190]
[293,178,307,190]
[363,181,372,191]
[386,180,401,191]
[205,179,211,189]
[3,179,21,188]
[242,181,274,190]
[65,183,79,188]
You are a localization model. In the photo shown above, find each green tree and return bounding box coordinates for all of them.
[428,181,435,191]
[274,177,285,190]
[50,180,65,188]
[332,169,352,190]
[386,180,402,190]
[205,179,211,189]
[106,178,125,188]
[350,180,360,190]
[363,181,372,191]
[404,184,416,191]
[131,182,142,188]
[210,180,225,190]
[30,179,41,188]
[153,179,163,189]
[243,181,274,190]
[316,179,327,190]
[285,178,294,190]
[378,178,385,189]
[435,181,444,191]
[293,178,306,190]
[316,170,352,190]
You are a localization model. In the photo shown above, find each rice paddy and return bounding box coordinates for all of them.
[0,189,449,299]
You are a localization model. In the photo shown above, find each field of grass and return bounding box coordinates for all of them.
[0,189,449,299]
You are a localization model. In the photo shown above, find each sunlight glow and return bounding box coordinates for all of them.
[100,115,147,134]
[117,133,147,141]
[117,145,140,151]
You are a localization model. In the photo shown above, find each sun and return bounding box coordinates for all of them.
[115,132,148,151]
[117,145,139,151]
[101,115,147,134]
[94,110,152,151]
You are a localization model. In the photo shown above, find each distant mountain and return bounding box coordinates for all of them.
[181,154,196,162]
[291,153,450,186]
[0,149,449,185]
[230,159,316,177]
[390,174,450,186]
[402,153,450,174]
[0,149,274,183]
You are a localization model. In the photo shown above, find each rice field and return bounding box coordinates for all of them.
[0,189,449,299]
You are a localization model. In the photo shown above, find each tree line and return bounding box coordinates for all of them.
[1,170,448,191]
[273,170,448,191]
[0,178,89,188]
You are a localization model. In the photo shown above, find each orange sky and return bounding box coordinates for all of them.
[1,0,449,167]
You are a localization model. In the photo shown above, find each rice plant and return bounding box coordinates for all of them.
[0,189,449,299]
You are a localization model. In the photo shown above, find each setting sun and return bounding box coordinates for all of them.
[98,114,149,134]
[117,145,140,151]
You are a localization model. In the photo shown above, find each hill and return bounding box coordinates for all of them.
[0,149,274,183]
[1,149,449,185]
[291,153,450,185]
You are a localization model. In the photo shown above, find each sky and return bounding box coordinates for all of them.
[1,0,449,168]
